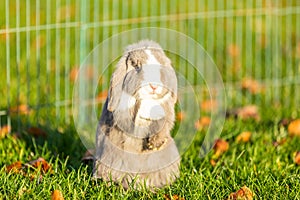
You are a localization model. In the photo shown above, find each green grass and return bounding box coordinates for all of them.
[1,113,300,199]
[1,0,300,199]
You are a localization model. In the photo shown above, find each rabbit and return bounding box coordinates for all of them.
[93,40,180,190]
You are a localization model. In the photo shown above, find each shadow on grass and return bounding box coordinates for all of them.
[8,115,93,172]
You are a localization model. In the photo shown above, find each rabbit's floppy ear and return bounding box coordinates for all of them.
[107,56,128,112]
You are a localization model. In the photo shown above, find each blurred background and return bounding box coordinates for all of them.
[0,0,300,134]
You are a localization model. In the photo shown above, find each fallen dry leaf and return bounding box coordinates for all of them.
[82,149,95,162]
[294,151,300,165]
[27,127,47,138]
[97,90,108,102]
[176,111,186,122]
[195,116,211,130]
[163,194,184,200]
[26,157,51,173]
[69,67,79,82]
[288,119,300,137]
[6,161,23,173]
[228,43,240,57]
[200,99,218,112]
[241,78,264,94]
[210,159,217,167]
[70,66,95,82]
[51,190,64,200]
[278,118,292,127]
[9,104,31,115]
[236,105,260,121]
[236,131,252,143]
[272,138,287,147]
[213,139,229,158]
[0,125,11,138]
[228,186,254,200]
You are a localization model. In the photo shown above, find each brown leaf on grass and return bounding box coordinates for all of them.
[176,111,186,122]
[228,186,254,200]
[163,194,184,200]
[294,151,300,165]
[81,149,95,162]
[27,127,47,138]
[241,78,264,94]
[97,90,108,102]
[194,116,211,130]
[0,26,16,41]
[210,159,217,167]
[0,125,11,138]
[213,139,229,158]
[200,99,218,112]
[272,138,287,147]
[51,190,65,200]
[228,43,240,57]
[235,105,260,121]
[9,104,31,115]
[26,157,51,173]
[6,161,23,173]
[236,131,252,143]
[69,66,95,82]
[288,119,300,137]
[69,67,79,82]
[278,118,292,127]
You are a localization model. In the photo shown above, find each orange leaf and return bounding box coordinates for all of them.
[69,67,79,82]
[27,127,47,137]
[51,190,64,200]
[237,105,260,121]
[6,161,23,173]
[163,194,184,200]
[97,90,108,102]
[288,119,300,137]
[241,78,264,94]
[210,159,217,167]
[0,125,11,138]
[228,43,240,57]
[236,131,252,143]
[194,116,211,130]
[228,186,254,200]
[200,99,218,112]
[176,111,186,122]
[9,104,31,115]
[294,151,300,165]
[27,157,51,173]
[213,139,229,158]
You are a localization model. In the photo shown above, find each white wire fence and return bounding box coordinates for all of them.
[0,0,300,132]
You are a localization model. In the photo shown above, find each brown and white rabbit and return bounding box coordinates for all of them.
[94,40,180,190]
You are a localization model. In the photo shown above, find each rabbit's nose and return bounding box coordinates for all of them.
[149,83,158,91]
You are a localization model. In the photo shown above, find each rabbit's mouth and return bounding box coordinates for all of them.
[138,84,170,100]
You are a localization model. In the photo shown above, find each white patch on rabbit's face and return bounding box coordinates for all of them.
[138,50,165,99]
[137,99,165,121]
[117,91,136,111]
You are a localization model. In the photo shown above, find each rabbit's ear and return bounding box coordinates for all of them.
[107,56,128,112]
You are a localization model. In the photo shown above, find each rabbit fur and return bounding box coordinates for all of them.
[94,40,180,190]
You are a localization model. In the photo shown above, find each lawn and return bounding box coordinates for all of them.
[1,0,300,199]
